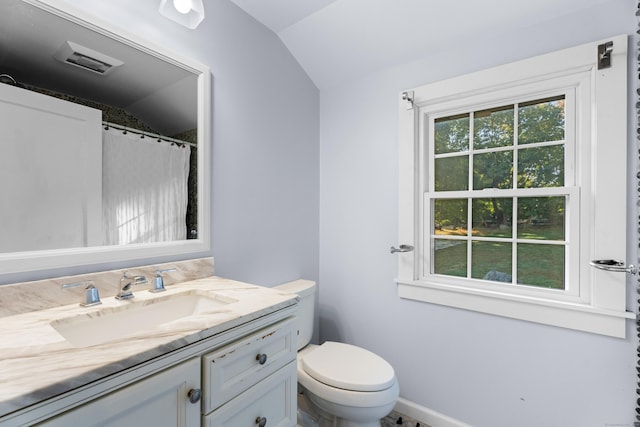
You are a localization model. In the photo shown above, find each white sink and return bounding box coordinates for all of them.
[51,291,236,348]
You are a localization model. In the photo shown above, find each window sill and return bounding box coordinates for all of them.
[396,279,635,338]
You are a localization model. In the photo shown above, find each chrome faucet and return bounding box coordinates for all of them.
[116,272,148,300]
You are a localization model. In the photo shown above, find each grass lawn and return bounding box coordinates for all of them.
[434,225,564,289]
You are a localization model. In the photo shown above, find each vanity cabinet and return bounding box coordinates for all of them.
[204,362,297,427]
[202,317,297,425]
[12,307,298,427]
[202,317,297,412]
[37,357,201,427]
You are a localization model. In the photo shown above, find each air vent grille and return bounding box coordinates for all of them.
[65,52,112,74]
[54,41,123,75]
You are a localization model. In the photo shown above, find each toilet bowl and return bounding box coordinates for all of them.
[274,280,399,427]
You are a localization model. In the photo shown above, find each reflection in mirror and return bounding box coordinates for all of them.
[0,0,211,274]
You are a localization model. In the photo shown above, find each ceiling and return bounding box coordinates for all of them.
[0,0,197,136]
[230,0,337,33]
[229,0,615,90]
[0,0,618,130]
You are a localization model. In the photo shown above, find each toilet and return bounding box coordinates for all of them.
[275,280,399,427]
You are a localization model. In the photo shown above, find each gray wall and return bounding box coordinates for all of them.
[318,1,636,426]
[0,0,320,286]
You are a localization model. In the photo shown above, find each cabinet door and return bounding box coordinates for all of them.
[37,358,201,427]
[204,361,297,427]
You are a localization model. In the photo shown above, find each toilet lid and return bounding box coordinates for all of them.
[300,341,396,392]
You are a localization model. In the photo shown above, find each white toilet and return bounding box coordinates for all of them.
[275,280,399,427]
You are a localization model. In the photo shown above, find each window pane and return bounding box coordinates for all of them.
[435,156,468,191]
[434,199,467,236]
[434,238,467,277]
[472,198,512,238]
[517,244,565,289]
[471,241,512,282]
[473,151,513,190]
[435,114,469,154]
[517,197,565,240]
[518,96,565,145]
[473,106,513,149]
[517,145,564,188]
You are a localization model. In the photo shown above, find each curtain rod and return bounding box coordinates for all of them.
[102,121,197,148]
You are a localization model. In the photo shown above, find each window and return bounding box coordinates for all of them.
[397,35,632,337]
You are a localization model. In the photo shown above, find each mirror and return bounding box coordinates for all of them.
[0,0,211,274]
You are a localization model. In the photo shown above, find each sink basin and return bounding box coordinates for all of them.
[51,291,236,348]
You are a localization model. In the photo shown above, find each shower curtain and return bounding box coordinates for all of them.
[102,127,191,245]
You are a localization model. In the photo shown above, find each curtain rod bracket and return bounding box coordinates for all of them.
[597,41,613,70]
[401,91,414,110]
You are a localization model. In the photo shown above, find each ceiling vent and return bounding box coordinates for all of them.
[54,41,123,75]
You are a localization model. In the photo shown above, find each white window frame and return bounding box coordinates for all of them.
[397,35,633,338]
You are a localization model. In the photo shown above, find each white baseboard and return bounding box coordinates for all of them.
[394,397,473,427]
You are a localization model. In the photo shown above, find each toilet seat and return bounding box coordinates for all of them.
[300,341,396,392]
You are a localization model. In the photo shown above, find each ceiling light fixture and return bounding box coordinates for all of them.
[173,0,192,14]
[159,0,204,29]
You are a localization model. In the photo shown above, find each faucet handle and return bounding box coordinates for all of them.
[62,280,102,307]
[151,268,177,293]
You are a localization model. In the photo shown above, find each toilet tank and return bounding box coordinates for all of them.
[274,280,316,350]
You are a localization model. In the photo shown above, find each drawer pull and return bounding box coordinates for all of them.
[187,388,202,404]
[255,416,267,427]
[256,353,268,365]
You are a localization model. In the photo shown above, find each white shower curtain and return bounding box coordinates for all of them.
[102,128,191,245]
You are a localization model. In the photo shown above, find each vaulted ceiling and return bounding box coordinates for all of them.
[229,0,615,89]
[0,0,618,135]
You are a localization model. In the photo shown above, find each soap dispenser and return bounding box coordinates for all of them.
[151,268,177,293]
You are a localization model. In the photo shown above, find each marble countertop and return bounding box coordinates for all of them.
[0,276,297,418]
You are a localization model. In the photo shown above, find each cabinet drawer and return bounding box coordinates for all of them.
[203,361,296,427]
[202,317,297,413]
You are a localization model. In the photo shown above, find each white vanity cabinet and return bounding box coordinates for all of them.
[202,317,298,426]
[204,362,297,427]
[37,357,201,427]
[9,307,298,427]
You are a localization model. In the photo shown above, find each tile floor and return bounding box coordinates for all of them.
[381,410,430,427]
[298,387,430,427]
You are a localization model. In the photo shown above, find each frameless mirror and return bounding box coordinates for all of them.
[0,0,211,274]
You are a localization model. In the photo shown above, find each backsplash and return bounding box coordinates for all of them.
[0,257,214,317]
